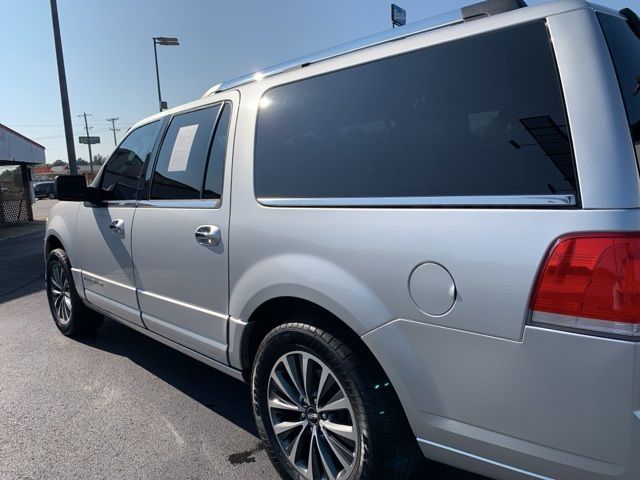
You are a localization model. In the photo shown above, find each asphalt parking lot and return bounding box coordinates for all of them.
[0,224,486,480]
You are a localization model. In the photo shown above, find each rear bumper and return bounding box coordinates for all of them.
[363,321,640,480]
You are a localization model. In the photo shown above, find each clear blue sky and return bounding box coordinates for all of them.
[0,0,632,162]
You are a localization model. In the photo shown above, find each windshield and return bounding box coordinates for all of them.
[598,11,640,164]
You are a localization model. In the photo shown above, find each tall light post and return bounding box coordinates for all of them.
[50,0,78,175]
[153,37,179,112]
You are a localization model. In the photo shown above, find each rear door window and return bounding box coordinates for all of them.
[255,21,577,203]
[598,12,640,163]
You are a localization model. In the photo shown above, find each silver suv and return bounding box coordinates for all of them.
[45,1,640,478]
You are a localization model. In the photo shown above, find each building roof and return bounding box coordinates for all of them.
[0,123,46,165]
[0,124,45,150]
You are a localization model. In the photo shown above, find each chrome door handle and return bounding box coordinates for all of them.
[109,219,125,236]
[195,225,221,246]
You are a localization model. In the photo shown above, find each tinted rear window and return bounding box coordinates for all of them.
[598,12,640,164]
[255,21,577,202]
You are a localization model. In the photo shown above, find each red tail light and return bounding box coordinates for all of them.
[530,233,640,338]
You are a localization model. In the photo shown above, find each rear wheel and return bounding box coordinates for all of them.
[46,248,103,336]
[48,192,55,199]
[252,321,419,480]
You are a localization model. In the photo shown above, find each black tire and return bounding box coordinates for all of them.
[252,321,419,480]
[46,248,103,336]
[48,192,55,199]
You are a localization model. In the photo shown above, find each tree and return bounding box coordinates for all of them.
[76,157,89,165]
[52,159,66,167]
[93,154,106,166]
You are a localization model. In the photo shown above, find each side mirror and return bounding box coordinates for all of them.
[54,175,88,201]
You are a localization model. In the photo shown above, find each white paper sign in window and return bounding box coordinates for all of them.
[167,124,199,172]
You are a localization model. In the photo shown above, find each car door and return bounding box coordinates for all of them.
[74,120,161,327]
[132,94,236,363]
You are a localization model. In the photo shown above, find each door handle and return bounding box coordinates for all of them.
[109,219,125,236]
[195,225,221,246]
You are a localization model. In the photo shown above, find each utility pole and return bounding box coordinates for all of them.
[78,113,94,175]
[50,0,78,175]
[107,117,120,145]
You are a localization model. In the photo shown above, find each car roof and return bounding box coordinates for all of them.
[129,0,621,132]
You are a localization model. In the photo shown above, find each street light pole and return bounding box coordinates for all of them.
[78,113,94,176]
[152,37,179,112]
[50,0,78,175]
[153,39,162,112]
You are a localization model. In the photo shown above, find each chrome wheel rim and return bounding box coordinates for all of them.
[50,262,72,325]
[267,351,358,480]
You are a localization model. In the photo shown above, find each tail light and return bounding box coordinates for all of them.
[530,233,640,338]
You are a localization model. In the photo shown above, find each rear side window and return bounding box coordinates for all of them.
[255,21,577,202]
[598,12,640,164]
[101,120,160,200]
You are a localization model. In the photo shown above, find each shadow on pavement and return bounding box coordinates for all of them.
[0,228,46,304]
[79,317,487,480]
[79,318,258,435]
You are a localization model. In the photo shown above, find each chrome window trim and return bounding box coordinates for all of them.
[257,195,576,208]
[100,200,139,208]
[137,199,221,209]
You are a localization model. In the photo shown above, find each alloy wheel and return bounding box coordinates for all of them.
[267,351,358,480]
[49,261,72,325]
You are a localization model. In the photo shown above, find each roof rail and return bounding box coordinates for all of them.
[202,8,464,97]
[462,0,527,22]
[202,0,527,98]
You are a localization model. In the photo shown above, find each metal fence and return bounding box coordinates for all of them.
[0,164,32,226]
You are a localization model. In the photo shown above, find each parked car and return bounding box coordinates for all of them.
[33,181,55,199]
[44,1,640,479]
